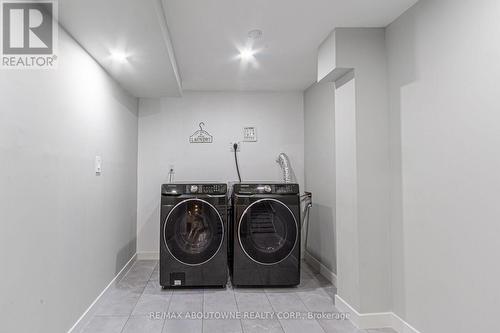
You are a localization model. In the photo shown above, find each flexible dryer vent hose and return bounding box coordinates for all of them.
[276,153,295,183]
[276,153,311,254]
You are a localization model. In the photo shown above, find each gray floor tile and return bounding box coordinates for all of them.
[143,279,169,295]
[204,288,238,312]
[121,268,152,281]
[83,260,345,333]
[297,275,325,291]
[162,318,202,333]
[266,292,308,312]
[171,287,206,295]
[80,316,128,333]
[264,286,299,294]
[298,275,331,292]
[367,329,396,333]
[93,289,141,316]
[241,319,284,333]
[117,264,154,289]
[314,274,333,287]
[116,277,149,290]
[232,287,266,293]
[301,262,319,276]
[121,316,164,333]
[149,269,159,281]
[129,260,157,272]
[132,293,171,315]
[106,283,144,295]
[234,291,274,312]
[123,262,155,280]
[323,285,337,298]
[300,270,314,281]
[297,288,336,312]
[279,319,325,333]
[203,319,243,333]
[167,292,203,313]
[318,318,364,333]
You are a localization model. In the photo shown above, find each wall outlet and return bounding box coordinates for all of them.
[243,127,257,142]
[229,141,241,152]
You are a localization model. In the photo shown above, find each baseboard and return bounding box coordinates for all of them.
[67,253,137,333]
[137,251,159,260]
[392,313,423,333]
[334,295,421,333]
[303,251,337,287]
[335,295,393,329]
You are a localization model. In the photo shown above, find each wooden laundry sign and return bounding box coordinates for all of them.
[189,122,213,143]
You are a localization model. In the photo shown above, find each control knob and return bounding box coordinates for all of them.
[190,185,199,193]
[263,185,272,193]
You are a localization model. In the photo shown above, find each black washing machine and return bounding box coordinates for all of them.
[231,183,300,287]
[160,183,228,288]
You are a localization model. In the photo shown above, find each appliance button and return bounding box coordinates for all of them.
[190,185,199,193]
[264,185,272,193]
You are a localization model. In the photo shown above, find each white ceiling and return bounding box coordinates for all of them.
[163,0,418,92]
[59,0,418,97]
[59,0,182,98]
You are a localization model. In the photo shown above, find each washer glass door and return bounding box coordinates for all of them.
[164,199,224,265]
[238,199,298,265]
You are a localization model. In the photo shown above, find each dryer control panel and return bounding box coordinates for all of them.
[233,183,299,195]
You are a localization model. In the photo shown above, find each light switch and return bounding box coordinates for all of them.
[95,156,102,174]
[243,127,257,142]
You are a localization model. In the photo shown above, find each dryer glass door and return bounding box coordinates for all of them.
[164,199,224,266]
[238,198,298,265]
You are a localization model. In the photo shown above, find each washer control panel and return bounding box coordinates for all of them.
[234,183,299,195]
[162,183,227,195]
[188,183,226,194]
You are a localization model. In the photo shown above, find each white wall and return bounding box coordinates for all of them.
[325,28,392,314]
[304,82,336,273]
[386,0,500,332]
[137,91,304,254]
[334,76,360,309]
[0,28,138,333]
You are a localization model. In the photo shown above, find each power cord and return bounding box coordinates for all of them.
[233,143,242,182]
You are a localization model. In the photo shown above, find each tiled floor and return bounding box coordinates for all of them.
[78,260,394,333]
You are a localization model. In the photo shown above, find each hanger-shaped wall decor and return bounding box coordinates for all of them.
[189,122,213,143]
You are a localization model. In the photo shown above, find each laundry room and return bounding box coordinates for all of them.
[2,1,500,333]
[137,92,305,257]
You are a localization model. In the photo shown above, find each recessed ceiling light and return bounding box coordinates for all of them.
[248,29,263,40]
[110,51,128,63]
[239,48,256,61]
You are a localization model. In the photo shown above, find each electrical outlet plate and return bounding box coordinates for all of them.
[243,127,257,142]
[229,142,241,152]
